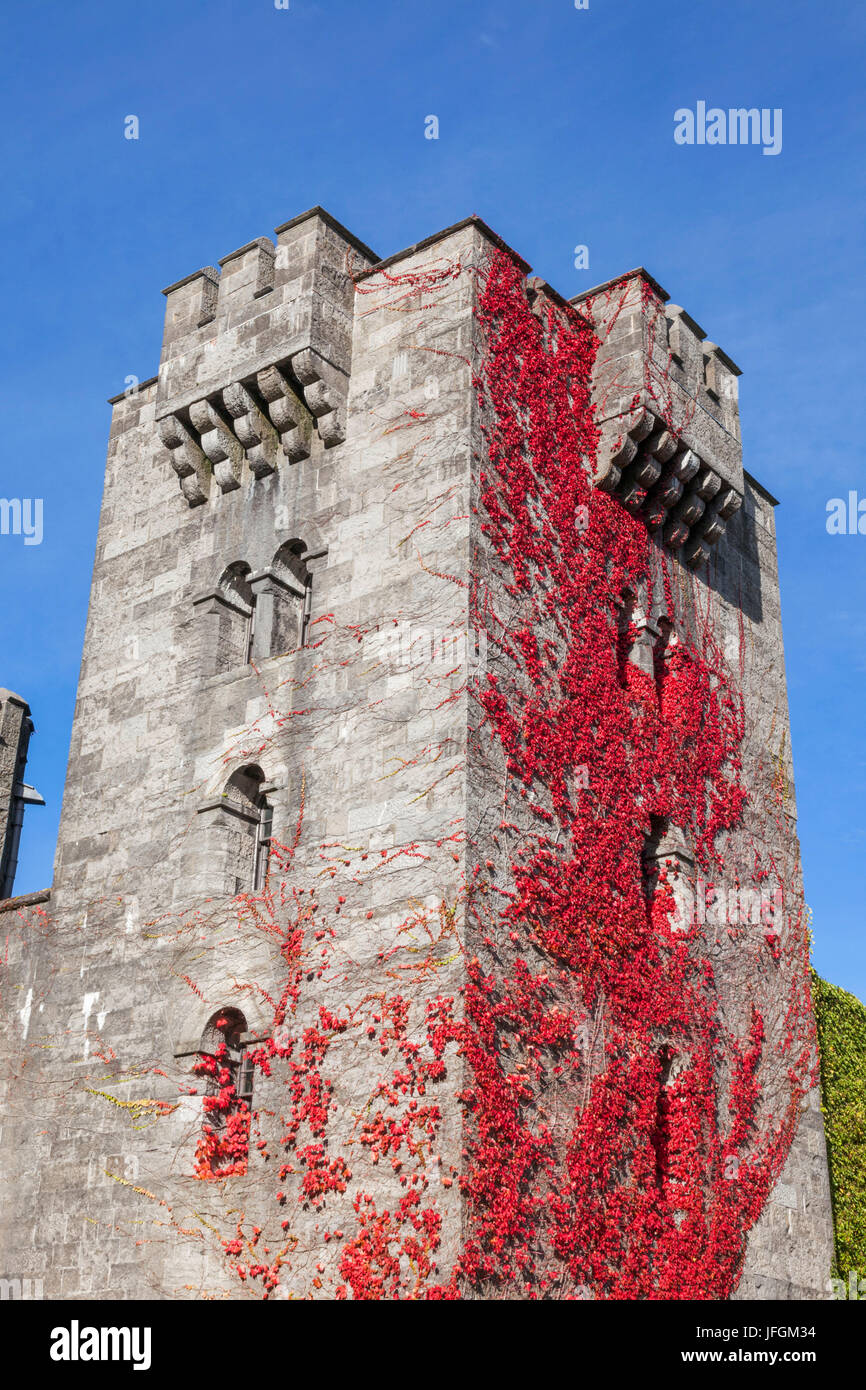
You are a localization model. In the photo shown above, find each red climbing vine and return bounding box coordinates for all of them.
[444,247,815,1298]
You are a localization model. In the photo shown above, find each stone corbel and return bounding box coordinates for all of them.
[256,364,313,463]
[594,426,633,492]
[222,382,281,479]
[663,515,690,549]
[594,403,744,569]
[645,425,678,465]
[291,348,348,447]
[682,534,711,569]
[188,398,244,493]
[631,452,663,490]
[694,467,722,502]
[652,472,684,512]
[695,508,727,548]
[714,487,743,521]
[620,479,648,513]
[158,414,210,507]
[673,490,705,528]
[670,446,700,486]
[686,487,743,560]
[594,407,654,491]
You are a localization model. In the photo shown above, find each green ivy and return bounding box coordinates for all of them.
[813,969,866,1283]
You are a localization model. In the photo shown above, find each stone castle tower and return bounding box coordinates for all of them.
[0,208,835,1300]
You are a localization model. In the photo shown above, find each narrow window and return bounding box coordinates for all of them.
[254,799,273,891]
[245,595,257,664]
[268,540,310,655]
[193,1008,253,1180]
[217,562,254,671]
[220,766,272,893]
[193,764,276,899]
[642,815,696,934]
[300,572,314,648]
[235,1047,256,1112]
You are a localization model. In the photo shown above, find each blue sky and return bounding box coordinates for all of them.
[1,0,864,998]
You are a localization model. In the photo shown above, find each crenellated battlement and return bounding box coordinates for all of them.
[155,207,378,505]
[575,269,744,569]
[127,214,750,556]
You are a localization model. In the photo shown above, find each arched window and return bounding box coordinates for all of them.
[193,1008,253,1179]
[243,540,312,660]
[244,540,327,660]
[270,540,313,652]
[192,764,276,900]
[192,561,255,676]
[222,766,273,893]
[218,562,256,666]
[194,544,327,673]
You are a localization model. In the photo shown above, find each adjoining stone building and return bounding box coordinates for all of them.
[0,691,43,901]
[0,208,835,1300]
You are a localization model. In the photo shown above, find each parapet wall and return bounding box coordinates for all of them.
[576,269,744,571]
[155,209,378,506]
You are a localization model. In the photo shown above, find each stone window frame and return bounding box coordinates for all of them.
[195,764,283,898]
[192,561,255,676]
[173,1008,271,1136]
[642,814,696,934]
[198,1007,254,1129]
[192,544,328,674]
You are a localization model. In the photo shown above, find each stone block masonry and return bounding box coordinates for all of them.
[0,207,834,1300]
